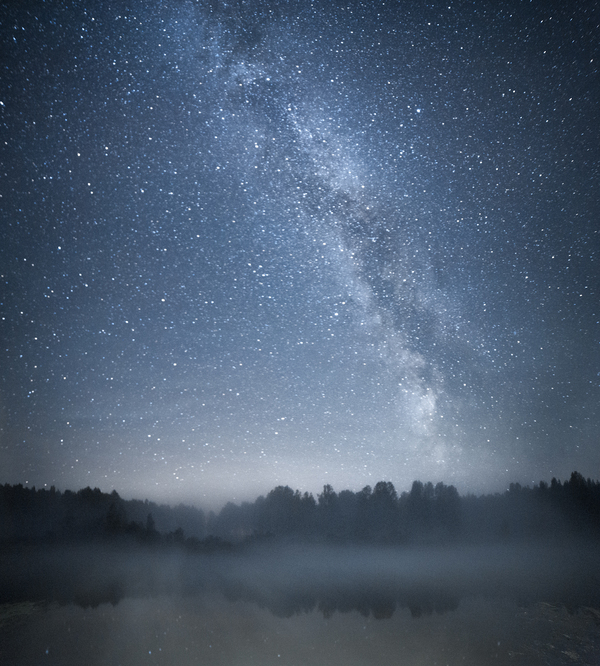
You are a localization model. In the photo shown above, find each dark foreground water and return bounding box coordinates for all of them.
[1,543,600,665]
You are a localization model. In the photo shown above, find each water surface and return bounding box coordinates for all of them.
[2,543,599,665]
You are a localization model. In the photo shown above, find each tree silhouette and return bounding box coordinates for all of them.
[370,481,400,542]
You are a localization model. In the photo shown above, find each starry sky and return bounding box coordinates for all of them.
[1,0,599,508]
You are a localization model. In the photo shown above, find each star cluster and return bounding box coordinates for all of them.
[1,0,599,506]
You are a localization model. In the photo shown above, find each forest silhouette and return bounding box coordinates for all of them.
[1,472,599,548]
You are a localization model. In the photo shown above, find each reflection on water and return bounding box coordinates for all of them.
[2,594,600,665]
[1,543,600,664]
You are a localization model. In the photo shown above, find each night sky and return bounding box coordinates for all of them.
[1,0,599,508]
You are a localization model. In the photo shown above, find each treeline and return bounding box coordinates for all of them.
[0,484,209,548]
[1,472,599,548]
[210,472,600,544]
[212,481,461,543]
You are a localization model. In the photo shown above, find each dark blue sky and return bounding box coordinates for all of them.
[1,0,599,507]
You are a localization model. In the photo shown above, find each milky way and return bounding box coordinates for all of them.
[1,0,599,506]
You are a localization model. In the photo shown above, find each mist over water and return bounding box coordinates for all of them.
[2,542,600,664]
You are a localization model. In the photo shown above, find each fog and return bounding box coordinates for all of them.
[3,542,599,613]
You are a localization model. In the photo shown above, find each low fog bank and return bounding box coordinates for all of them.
[1,541,599,619]
[219,542,600,617]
